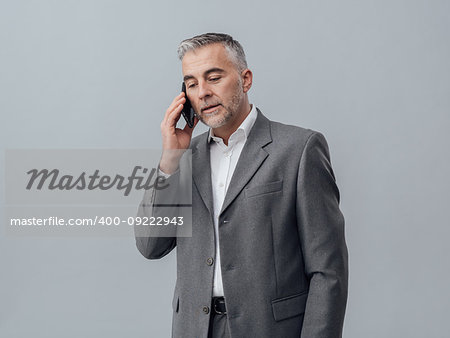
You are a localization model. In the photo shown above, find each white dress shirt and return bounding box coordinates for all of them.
[208,104,257,296]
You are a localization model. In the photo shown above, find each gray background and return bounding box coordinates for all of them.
[1,0,449,337]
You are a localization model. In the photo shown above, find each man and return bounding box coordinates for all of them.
[135,33,348,338]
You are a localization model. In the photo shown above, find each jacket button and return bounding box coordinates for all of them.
[206,257,214,266]
[202,306,210,314]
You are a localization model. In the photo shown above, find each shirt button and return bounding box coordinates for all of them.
[219,183,224,188]
[206,257,214,266]
[203,306,210,314]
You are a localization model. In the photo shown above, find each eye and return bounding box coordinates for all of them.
[209,77,220,82]
[187,83,197,89]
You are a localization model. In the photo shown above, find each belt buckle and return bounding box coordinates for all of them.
[213,297,226,315]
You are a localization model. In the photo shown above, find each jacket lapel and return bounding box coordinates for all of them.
[219,108,272,216]
[192,133,214,217]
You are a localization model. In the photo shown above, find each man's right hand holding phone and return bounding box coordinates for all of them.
[159,91,198,175]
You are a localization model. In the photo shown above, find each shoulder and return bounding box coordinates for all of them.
[266,117,327,151]
[264,117,335,180]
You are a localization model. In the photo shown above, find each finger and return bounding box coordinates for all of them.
[164,95,185,116]
[163,96,186,125]
[165,103,184,129]
[163,93,185,121]
[172,91,185,106]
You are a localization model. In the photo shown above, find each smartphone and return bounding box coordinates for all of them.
[181,82,195,128]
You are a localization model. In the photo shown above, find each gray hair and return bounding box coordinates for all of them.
[177,33,248,72]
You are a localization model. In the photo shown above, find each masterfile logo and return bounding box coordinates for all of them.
[4,149,192,237]
[25,166,169,196]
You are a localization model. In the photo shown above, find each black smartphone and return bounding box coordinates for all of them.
[181,82,195,128]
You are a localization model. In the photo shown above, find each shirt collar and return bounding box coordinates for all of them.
[207,104,258,143]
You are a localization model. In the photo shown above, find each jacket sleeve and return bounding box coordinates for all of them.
[296,132,348,338]
[134,168,181,260]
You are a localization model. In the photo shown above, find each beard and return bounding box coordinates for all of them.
[196,80,243,129]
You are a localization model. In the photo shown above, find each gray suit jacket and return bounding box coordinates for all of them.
[135,108,348,338]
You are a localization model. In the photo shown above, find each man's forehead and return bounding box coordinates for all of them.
[182,43,234,75]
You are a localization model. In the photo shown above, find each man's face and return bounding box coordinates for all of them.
[182,43,245,129]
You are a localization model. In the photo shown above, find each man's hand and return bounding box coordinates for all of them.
[159,91,199,174]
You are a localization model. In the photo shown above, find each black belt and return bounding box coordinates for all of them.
[212,297,227,315]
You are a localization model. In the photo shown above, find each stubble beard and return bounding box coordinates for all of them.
[197,80,243,129]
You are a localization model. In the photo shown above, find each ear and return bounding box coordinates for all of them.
[241,69,253,93]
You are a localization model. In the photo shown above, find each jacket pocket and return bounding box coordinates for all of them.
[245,180,283,198]
[172,292,179,313]
[271,291,308,322]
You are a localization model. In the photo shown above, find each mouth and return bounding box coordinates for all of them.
[201,104,221,114]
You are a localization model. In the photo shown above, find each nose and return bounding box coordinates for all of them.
[197,81,212,100]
